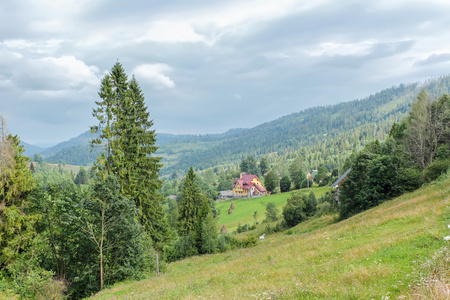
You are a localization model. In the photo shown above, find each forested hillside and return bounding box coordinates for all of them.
[157,76,450,175]
[24,76,450,174]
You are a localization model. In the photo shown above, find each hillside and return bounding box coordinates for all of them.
[157,76,450,175]
[92,176,450,299]
[21,76,450,171]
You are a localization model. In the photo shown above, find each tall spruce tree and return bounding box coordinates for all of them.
[178,167,202,236]
[90,62,171,247]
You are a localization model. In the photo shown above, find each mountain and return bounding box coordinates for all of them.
[22,75,450,170]
[157,76,450,174]
[20,141,45,158]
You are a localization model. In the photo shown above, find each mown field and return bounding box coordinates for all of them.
[216,187,330,232]
[91,176,450,299]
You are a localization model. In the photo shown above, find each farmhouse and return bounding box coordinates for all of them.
[231,173,268,198]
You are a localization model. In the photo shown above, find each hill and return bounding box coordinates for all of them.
[21,75,450,171]
[20,141,45,158]
[157,76,450,175]
[91,175,450,299]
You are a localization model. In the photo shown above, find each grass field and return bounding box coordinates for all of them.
[91,176,450,299]
[216,187,330,232]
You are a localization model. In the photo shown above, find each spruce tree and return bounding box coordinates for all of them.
[178,167,202,236]
[0,132,35,269]
[90,62,171,247]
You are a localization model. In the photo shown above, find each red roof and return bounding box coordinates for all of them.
[231,174,267,193]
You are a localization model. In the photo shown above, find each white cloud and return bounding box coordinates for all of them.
[9,55,100,91]
[306,40,378,57]
[133,64,175,90]
[137,22,205,44]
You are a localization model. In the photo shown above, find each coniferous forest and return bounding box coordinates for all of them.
[2,63,450,299]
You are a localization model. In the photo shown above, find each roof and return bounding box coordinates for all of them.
[231,174,266,192]
[332,168,352,188]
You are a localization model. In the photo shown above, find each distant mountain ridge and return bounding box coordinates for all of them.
[21,75,450,171]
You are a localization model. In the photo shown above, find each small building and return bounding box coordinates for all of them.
[331,168,352,205]
[231,173,268,198]
[332,168,352,189]
[218,190,234,200]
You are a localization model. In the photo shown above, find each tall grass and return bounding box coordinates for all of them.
[92,178,450,299]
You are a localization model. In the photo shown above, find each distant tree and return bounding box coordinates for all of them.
[289,157,305,189]
[194,195,213,251]
[280,175,291,192]
[305,191,318,216]
[201,213,218,254]
[259,157,269,176]
[282,192,307,227]
[264,202,279,222]
[33,153,44,165]
[264,170,278,193]
[74,167,89,185]
[240,156,258,175]
[404,91,450,178]
[316,166,328,183]
[178,167,202,236]
[339,138,421,219]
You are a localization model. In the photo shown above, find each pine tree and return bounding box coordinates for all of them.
[178,167,202,236]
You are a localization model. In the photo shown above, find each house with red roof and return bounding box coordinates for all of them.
[231,173,268,198]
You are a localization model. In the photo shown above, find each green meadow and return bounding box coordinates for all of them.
[216,187,330,232]
[91,177,450,299]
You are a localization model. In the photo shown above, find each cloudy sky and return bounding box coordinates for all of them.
[1,0,450,146]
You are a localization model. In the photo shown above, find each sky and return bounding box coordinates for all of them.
[1,0,450,147]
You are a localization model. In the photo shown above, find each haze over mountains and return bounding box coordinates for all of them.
[22,75,450,174]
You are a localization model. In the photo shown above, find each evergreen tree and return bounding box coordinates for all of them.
[305,191,318,216]
[0,131,35,269]
[90,62,172,246]
[74,167,89,185]
[280,175,291,192]
[259,157,269,176]
[201,213,218,254]
[194,195,213,251]
[178,167,202,235]
[264,170,278,193]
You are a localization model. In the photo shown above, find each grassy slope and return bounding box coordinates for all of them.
[216,187,330,232]
[92,178,450,299]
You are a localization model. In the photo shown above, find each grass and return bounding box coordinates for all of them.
[216,187,330,232]
[91,177,450,299]
[47,163,88,174]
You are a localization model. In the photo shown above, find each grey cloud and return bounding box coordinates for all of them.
[415,53,450,66]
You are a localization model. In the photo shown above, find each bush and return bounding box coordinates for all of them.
[163,234,198,262]
[424,159,450,183]
[317,202,332,215]
[264,202,279,222]
[282,192,307,227]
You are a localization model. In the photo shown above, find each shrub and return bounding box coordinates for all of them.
[282,192,307,227]
[264,202,279,222]
[424,159,450,183]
